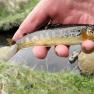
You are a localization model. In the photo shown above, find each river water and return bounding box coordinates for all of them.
[0,34,80,72]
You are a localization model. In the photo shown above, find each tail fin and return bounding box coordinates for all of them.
[0,44,17,61]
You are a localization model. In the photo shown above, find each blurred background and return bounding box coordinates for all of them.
[0,0,80,72]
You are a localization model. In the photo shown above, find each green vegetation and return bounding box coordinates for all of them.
[0,0,38,31]
[0,1,94,94]
[0,61,94,94]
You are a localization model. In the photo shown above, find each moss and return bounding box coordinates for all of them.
[0,61,94,94]
[0,0,38,32]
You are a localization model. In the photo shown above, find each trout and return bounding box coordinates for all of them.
[0,24,94,61]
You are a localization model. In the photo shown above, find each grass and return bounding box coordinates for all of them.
[0,0,38,32]
[0,61,94,94]
[0,1,94,93]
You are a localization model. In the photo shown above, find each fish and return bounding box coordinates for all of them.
[16,25,94,49]
[0,24,94,61]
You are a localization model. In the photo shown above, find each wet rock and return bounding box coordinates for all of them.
[78,52,94,75]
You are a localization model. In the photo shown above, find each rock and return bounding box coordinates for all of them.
[78,52,94,75]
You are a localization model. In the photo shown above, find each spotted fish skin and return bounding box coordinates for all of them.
[0,25,94,61]
[16,25,94,49]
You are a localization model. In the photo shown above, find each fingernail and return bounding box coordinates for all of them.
[12,33,23,41]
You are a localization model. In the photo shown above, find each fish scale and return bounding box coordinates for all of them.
[16,25,94,49]
[0,25,94,61]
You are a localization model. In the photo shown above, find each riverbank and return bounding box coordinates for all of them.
[0,0,38,32]
[0,61,94,94]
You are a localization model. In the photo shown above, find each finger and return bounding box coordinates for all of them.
[55,45,69,57]
[81,40,94,53]
[12,29,25,41]
[32,46,50,59]
[12,0,50,41]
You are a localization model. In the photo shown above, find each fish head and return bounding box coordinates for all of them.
[86,27,94,41]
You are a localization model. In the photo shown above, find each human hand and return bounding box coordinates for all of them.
[12,0,94,59]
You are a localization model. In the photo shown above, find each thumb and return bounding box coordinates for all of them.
[81,40,94,53]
